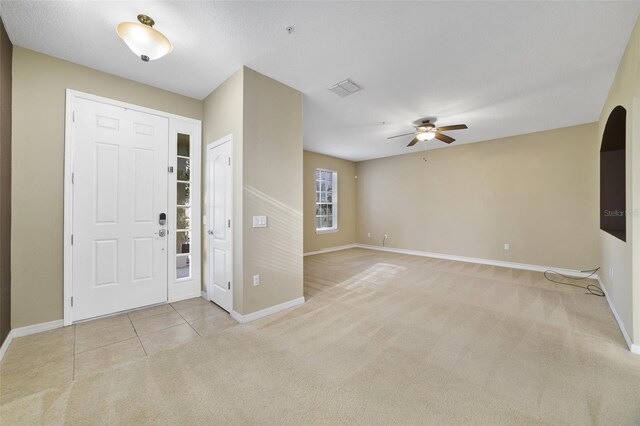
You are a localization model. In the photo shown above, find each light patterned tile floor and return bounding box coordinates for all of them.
[0,296,233,398]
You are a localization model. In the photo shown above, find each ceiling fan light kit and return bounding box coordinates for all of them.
[416,132,436,141]
[387,119,468,147]
[117,14,173,62]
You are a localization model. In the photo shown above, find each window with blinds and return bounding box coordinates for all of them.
[315,168,338,233]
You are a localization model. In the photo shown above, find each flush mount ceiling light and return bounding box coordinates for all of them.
[116,14,173,62]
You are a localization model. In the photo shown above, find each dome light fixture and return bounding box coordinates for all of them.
[416,131,436,141]
[116,14,173,62]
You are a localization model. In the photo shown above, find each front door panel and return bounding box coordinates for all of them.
[72,98,169,321]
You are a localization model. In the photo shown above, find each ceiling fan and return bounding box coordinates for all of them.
[387,119,468,147]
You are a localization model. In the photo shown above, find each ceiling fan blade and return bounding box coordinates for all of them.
[407,137,419,147]
[435,124,467,131]
[434,132,455,144]
[387,132,416,140]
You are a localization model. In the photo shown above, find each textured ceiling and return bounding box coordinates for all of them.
[1,1,639,161]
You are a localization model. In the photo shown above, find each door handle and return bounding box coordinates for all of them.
[155,229,167,237]
[207,230,214,235]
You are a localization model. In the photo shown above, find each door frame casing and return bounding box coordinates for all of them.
[205,135,234,310]
[63,89,202,326]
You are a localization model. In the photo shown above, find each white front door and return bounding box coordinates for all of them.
[72,98,169,321]
[207,139,233,312]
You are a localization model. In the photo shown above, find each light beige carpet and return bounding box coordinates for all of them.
[1,248,639,425]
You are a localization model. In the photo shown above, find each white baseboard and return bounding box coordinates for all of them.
[0,319,64,362]
[0,332,12,361]
[356,243,594,278]
[304,244,358,257]
[231,297,305,324]
[306,242,590,277]
[11,319,64,338]
[597,277,638,354]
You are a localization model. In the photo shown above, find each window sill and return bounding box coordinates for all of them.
[316,228,338,235]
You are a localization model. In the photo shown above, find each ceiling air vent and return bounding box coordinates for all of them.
[328,79,362,97]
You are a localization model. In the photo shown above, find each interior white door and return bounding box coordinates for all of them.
[207,140,233,312]
[72,98,169,321]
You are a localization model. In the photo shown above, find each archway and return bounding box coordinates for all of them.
[600,105,626,241]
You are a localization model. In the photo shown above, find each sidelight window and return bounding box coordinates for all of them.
[176,133,191,279]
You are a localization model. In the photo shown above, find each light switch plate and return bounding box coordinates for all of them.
[253,215,267,228]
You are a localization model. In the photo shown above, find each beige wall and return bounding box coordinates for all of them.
[11,48,203,328]
[202,67,245,313]
[0,18,12,344]
[356,123,599,270]
[242,67,303,314]
[201,67,303,315]
[598,17,640,345]
[303,151,357,253]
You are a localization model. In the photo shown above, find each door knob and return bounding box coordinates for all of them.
[207,230,214,235]
[156,229,167,237]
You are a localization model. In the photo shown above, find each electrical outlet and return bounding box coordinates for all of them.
[608,267,614,278]
[504,243,510,251]
[253,275,260,286]
[384,234,388,239]
[367,232,371,238]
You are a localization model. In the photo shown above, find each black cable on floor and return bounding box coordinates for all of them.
[544,267,604,297]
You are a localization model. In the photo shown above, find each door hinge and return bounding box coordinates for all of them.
[71,172,74,184]
[168,166,174,173]
[71,234,73,245]
[72,111,75,122]
[70,296,74,307]
[228,219,231,228]
[228,157,231,166]
[228,281,230,290]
